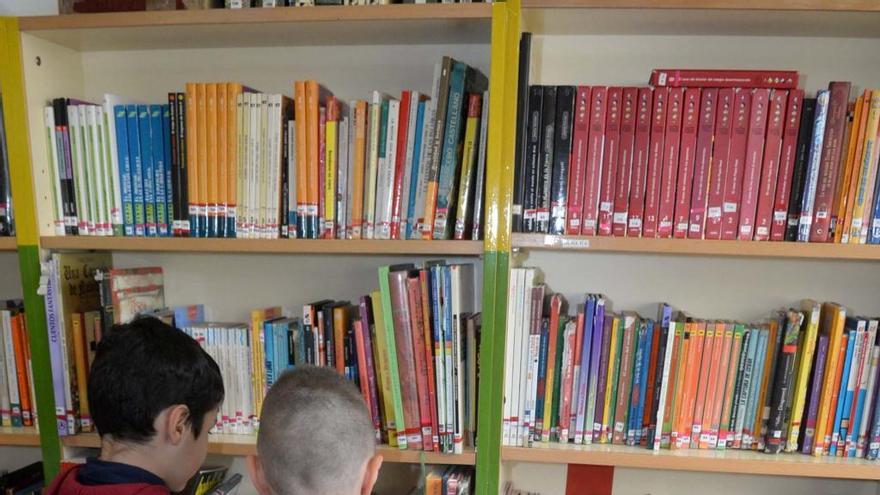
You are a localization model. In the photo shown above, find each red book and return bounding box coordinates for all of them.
[613,88,638,236]
[405,274,434,451]
[809,82,852,242]
[318,106,327,238]
[388,269,423,451]
[721,89,751,240]
[673,88,701,238]
[770,90,805,241]
[643,88,668,237]
[737,88,770,240]
[657,88,684,238]
[628,88,653,237]
[353,320,374,428]
[650,69,798,90]
[582,87,608,236]
[597,87,623,236]
[418,270,440,451]
[641,317,664,444]
[705,90,734,239]
[688,89,718,239]
[390,91,412,240]
[566,86,592,235]
[754,90,788,241]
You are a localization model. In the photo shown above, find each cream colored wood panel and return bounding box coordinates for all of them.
[0,253,22,301]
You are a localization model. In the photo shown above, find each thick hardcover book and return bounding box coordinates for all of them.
[597,88,623,236]
[582,87,608,236]
[738,89,771,240]
[566,87,592,235]
[672,88,701,238]
[523,87,544,233]
[704,89,734,240]
[686,89,717,239]
[785,98,817,241]
[535,86,558,234]
[753,90,787,241]
[512,33,532,233]
[797,90,830,241]
[628,88,653,237]
[550,86,575,235]
[657,88,684,238]
[771,90,804,241]
[650,69,798,89]
[643,88,668,238]
[612,88,638,236]
[810,82,852,242]
[721,90,751,240]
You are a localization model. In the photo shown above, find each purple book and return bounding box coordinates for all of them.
[801,333,830,454]
[573,295,595,443]
[593,313,614,442]
[44,261,69,436]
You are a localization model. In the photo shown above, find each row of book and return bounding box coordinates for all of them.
[0,301,35,430]
[417,467,474,495]
[44,56,489,242]
[503,268,880,460]
[0,96,12,237]
[0,463,42,495]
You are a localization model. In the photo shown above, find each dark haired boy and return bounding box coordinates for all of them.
[47,316,225,495]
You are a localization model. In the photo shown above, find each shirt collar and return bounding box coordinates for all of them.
[77,457,166,487]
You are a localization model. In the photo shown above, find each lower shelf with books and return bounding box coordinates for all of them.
[501,444,880,480]
[60,433,476,465]
[0,426,40,447]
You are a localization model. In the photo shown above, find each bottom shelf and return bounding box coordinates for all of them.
[0,426,41,447]
[502,444,880,480]
[61,433,475,465]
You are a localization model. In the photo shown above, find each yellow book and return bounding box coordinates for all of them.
[250,306,281,420]
[324,98,339,238]
[185,83,199,233]
[206,83,218,235]
[227,83,242,236]
[834,98,862,243]
[601,315,620,444]
[814,302,846,456]
[371,291,398,447]
[350,100,368,239]
[849,91,880,243]
[786,299,820,451]
[453,93,482,240]
[71,313,90,432]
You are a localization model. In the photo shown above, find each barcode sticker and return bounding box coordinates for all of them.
[584,219,597,229]
[569,218,581,228]
[740,225,752,235]
[536,211,550,221]
[629,218,642,228]
[599,201,612,212]
[773,210,787,221]
[613,212,627,224]
[512,204,523,215]
[816,210,828,219]
[552,205,566,217]
[659,220,672,229]
[799,214,812,226]
[852,218,863,229]
[707,207,722,218]
[723,202,737,213]
[689,223,700,233]
[756,226,769,236]
[677,222,689,231]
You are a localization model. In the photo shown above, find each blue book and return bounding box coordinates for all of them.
[113,105,134,236]
[264,320,277,388]
[442,265,454,451]
[797,90,829,242]
[868,148,880,242]
[126,105,146,236]
[173,305,205,328]
[831,325,857,456]
[634,319,654,445]
[162,105,174,235]
[406,100,427,239]
[433,61,469,240]
[840,320,865,455]
[137,105,157,237]
[745,328,768,447]
[534,319,550,442]
[149,105,168,237]
[868,371,880,459]
[628,321,646,444]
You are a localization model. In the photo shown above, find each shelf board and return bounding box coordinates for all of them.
[0,426,41,447]
[40,236,483,256]
[502,444,880,480]
[0,237,16,252]
[61,433,475,464]
[521,0,880,37]
[512,234,880,261]
[18,4,492,51]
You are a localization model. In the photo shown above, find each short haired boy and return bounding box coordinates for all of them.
[247,366,383,495]
[46,316,225,495]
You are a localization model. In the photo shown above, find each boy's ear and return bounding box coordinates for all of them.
[163,404,191,445]
[246,454,273,495]
[360,454,383,495]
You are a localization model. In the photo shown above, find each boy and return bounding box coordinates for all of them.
[246,366,383,495]
[47,316,225,495]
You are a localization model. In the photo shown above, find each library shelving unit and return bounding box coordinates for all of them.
[0,236,16,251]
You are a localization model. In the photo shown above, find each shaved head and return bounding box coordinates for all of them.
[256,366,376,495]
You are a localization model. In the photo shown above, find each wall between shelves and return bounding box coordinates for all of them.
[0,446,41,473]
[0,0,56,16]
[0,253,23,301]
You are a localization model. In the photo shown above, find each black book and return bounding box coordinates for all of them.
[53,98,78,235]
[0,96,12,236]
[550,86,575,235]
[511,32,532,233]
[785,98,817,241]
[765,310,804,453]
[536,86,557,233]
[175,93,190,237]
[727,327,751,448]
[168,93,180,236]
[0,462,43,494]
[646,320,669,448]
[522,86,543,233]
[280,108,291,239]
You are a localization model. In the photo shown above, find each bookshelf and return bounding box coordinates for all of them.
[0,427,40,447]
[0,237,16,251]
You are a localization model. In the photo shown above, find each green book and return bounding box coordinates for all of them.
[549,315,568,442]
[606,315,625,442]
[377,264,408,449]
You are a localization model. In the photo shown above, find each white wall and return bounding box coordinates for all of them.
[0,0,57,16]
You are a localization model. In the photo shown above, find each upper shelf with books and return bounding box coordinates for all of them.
[0,237,16,251]
[501,444,880,480]
[520,0,880,37]
[512,234,880,261]
[61,432,476,465]
[40,236,483,256]
[17,4,493,51]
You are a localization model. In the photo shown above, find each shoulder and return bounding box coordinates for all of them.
[45,464,81,495]
[134,486,173,495]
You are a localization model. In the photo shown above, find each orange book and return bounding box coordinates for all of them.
[660,320,684,448]
[251,306,282,419]
[333,305,348,375]
[832,101,858,243]
[71,313,91,432]
[669,323,691,449]
[185,83,199,235]
[841,92,871,243]
[196,83,209,237]
[11,314,32,427]
[717,325,744,449]
[217,83,228,237]
[836,96,865,243]
[227,83,242,237]
[678,321,706,449]
[351,100,368,239]
[704,322,734,449]
[206,83,219,236]
[814,302,846,455]
[294,82,308,238]
[694,322,722,449]
[305,81,324,238]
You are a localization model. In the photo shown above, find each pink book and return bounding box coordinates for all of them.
[628,88,653,237]
[737,88,770,240]
[754,90,788,241]
[770,90,805,241]
[406,275,434,450]
[597,87,623,236]
[673,88,701,238]
[643,88,668,237]
[657,88,684,238]
[566,86,592,235]
[388,269,423,451]
[688,89,718,239]
[705,89,734,239]
[582,87,607,236]
[613,88,639,236]
[721,89,751,240]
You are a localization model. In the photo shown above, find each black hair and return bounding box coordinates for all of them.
[88,316,224,443]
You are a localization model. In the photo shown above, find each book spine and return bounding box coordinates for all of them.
[854,93,880,243]
[125,105,145,236]
[627,88,653,237]
[797,90,830,241]
[102,97,124,236]
[754,90,788,241]
[835,98,862,244]
[535,86,557,234]
[421,58,454,239]
[512,34,533,233]
[651,318,675,450]
[597,88,622,236]
[566,87,592,235]
[612,88,638,236]
[370,292,398,447]
[810,82,852,242]
[691,323,717,448]
[389,92,411,240]
[673,88,701,238]
[656,88,684,238]
[721,89,751,240]
[612,316,637,444]
[650,69,798,89]
[585,300,605,445]
[113,106,134,237]
[453,94,482,240]
[574,297,595,444]
[522,87,543,233]
[150,105,169,237]
[593,315,612,442]
[718,327,745,449]
[738,89,770,240]
[323,99,339,239]
[704,89,734,239]
[471,90,490,240]
[582,87,608,236]
[168,94,180,236]
[785,98,818,241]
[432,65,470,240]
[549,86,575,235]
[687,89,718,239]
[770,90,804,241]
[405,276,434,450]
[378,268,409,449]
[643,89,668,238]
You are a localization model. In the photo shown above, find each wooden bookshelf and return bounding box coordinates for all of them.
[0,237,16,252]
[0,427,41,447]
[521,0,880,11]
[61,433,476,465]
[40,236,483,256]
[512,233,880,261]
[502,444,880,480]
[17,4,492,51]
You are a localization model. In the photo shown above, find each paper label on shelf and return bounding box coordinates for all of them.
[740,225,752,235]
[555,237,590,249]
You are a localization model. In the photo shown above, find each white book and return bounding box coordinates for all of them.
[412,62,442,239]
[2,310,20,425]
[517,269,535,446]
[102,94,126,234]
[86,105,109,236]
[337,114,350,240]
[524,307,540,446]
[399,92,420,240]
[67,105,90,235]
[433,266,448,451]
[653,319,677,451]
[858,343,880,456]
[44,107,66,236]
[52,257,76,434]
[502,268,521,446]
[364,93,384,239]
[79,106,99,236]
[235,93,247,237]
[0,311,11,426]
[346,102,358,239]
[270,95,283,239]
[240,93,253,238]
[509,268,525,446]
[376,99,400,240]
[450,264,474,454]
[853,320,878,454]
[249,93,261,239]
[258,94,270,239]
[288,119,297,239]
[96,106,116,236]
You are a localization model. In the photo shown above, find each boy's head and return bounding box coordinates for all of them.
[247,366,382,495]
[89,316,224,491]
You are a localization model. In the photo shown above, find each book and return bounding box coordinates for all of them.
[650,69,799,89]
